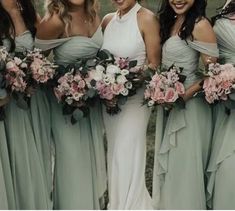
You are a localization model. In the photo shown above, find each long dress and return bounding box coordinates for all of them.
[4,31,51,209]
[152,36,219,209]
[35,26,107,209]
[101,3,153,209]
[206,18,235,210]
[30,72,53,206]
[0,121,15,209]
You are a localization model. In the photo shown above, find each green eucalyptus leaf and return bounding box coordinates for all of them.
[97,49,114,62]
[62,104,74,115]
[87,89,96,98]
[0,59,6,71]
[129,60,137,68]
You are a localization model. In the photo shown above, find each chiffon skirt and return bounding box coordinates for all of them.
[50,96,101,209]
[207,107,235,209]
[153,97,212,209]
[0,121,15,209]
[4,99,51,209]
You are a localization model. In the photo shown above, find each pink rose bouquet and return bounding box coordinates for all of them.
[201,63,235,108]
[0,47,56,110]
[88,49,143,115]
[144,64,186,108]
[53,59,98,124]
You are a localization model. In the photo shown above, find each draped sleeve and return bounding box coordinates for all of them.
[35,37,71,51]
[187,40,219,58]
[15,31,34,52]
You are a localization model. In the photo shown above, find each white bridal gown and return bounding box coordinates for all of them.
[102,3,153,209]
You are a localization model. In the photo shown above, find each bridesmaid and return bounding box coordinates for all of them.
[206,0,235,209]
[101,0,161,209]
[0,0,51,209]
[152,0,219,209]
[0,94,14,209]
[36,0,107,209]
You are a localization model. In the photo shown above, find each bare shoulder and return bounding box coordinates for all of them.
[36,12,64,39]
[137,7,159,32]
[193,17,216,43]
[101,13,115,31]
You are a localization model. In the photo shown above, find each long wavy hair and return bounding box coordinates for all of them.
[45,0,98,36]
[158,0,207,44]
[212,0,235,24]
[0,0,37,52]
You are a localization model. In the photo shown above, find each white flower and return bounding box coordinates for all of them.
[232,84,235,89]
[121,88,129,96]
[20,62,28,69]
[14,57,22,65]
[121,69,129,76]
[90,69,103,81]
[6,61,15,69]
[66,98,73,105]
[117,75,127,84]
[125,81,132,89]
[96,65,105,72]
[106,64,120,74]
[148,100,155,107]
[103,74,115,85]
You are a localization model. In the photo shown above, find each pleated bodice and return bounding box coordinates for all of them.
[162,36,219,87]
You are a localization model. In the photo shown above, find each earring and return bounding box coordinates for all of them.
[16,1,23,11]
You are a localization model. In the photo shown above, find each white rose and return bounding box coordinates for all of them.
[120,69,129,76]
[125,82,132,89]
[20,62,28,69]
[106,64,120,74]
[117,75,127,84]
[148,100,155,107]
[96,65,105,72]
[104,74,115,85]
[121,88,129,96]
[14,57,22,65]
[66,98,73,105]
[6,61,15,69]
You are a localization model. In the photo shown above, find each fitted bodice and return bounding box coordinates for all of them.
[214,18,235,63]
[35,26,103,65]
[162,36,219,87]
[102,3,146,66]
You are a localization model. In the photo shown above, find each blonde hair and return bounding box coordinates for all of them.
[45,0,98,36]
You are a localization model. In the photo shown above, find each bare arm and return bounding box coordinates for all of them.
[183,18,218,102]
[1,0,27,35]
[138,8,161,69]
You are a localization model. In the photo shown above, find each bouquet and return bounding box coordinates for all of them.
[88,49,143,115]
[53,59,98,124]
[0,47,56,110]
[199,62,235,112]
[144,64,186,109]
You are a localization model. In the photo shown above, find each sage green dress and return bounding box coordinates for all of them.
[0,121,15,209]
[35,26,107,209]
[4,31,51,209]
[206,18,235,210]
[30,82,53,205]
[152,36,219,209]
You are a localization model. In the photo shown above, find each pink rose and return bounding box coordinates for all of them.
[99,86,114,100]
[174,81,185,95]
[164,88,178,103]
[111,83,125,95]
[151,88,165,104]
